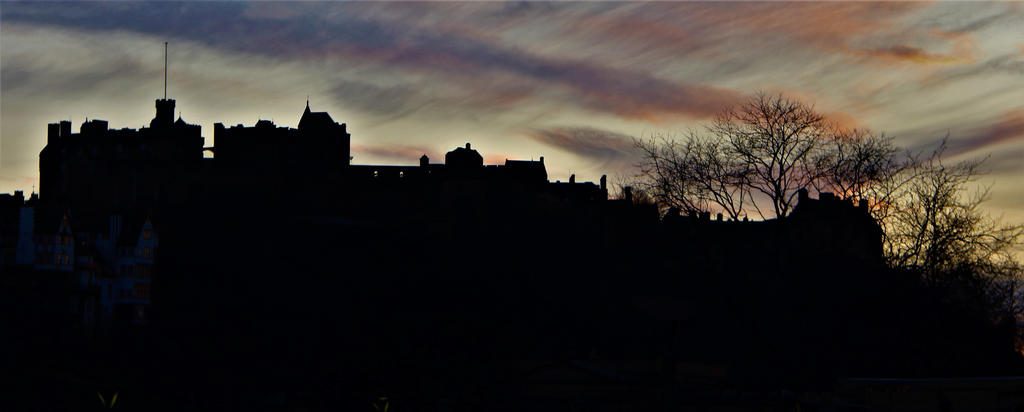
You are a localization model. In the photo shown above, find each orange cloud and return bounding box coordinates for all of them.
[822,111,865,131]
[856,29,975,66]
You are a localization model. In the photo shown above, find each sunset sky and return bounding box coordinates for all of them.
[2,2,1022,223]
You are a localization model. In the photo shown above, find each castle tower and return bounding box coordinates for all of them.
[151,98,175,128]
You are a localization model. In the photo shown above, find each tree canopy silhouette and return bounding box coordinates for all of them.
[634,90,1024,327]
[635,92,876,219]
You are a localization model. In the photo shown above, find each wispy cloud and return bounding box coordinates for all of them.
[949,109,1024,157]
[351,144,437,164]
[527,127,636,168]
[2,2,744,122]
[4,1,1024,219]
[854,30,976,66]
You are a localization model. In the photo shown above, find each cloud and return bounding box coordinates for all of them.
[3,0,1024,217]
[862,45,961,64]
[983,146,1024,175]
[351,144,436,164]
[822,111,866,131]
[327,80,421,117]
[527,127,636,167]
[2,2,743,122]
[949,109,1024,157]
[855,30,976,66]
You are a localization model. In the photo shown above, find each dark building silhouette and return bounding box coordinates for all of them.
[5,93,1021,412]
[213,100,351,171]
[39,98,203,212]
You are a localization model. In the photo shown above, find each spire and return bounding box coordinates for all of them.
[304,96,310,114]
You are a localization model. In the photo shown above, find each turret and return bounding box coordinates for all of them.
[445,143,483,169]
[151,98,175,128]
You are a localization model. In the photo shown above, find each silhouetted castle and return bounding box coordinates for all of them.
[7,96,614,328]
[37,98,607,214]
[40,98,203,211]
[4,94,949,412]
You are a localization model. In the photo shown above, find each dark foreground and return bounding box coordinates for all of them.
[5,190,1024,411]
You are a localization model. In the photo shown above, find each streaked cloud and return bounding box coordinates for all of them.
[528,127,636,168]
[949,109,1024,157]
[351,144,437,164]
[2,1,1024,218]
[0,2,743,122]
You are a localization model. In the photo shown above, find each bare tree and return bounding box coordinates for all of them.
[881,141,1024,320]
[813,128,904,202]
[711,92,828,218]
[634,132,747,219]
[884,142,1024,274]
[611,174,658,207]
[634,92,831,219]
[631,89,1024,339]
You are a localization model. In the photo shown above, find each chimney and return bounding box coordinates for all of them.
[798,188,809,204]
[14,190,24,204]
[420,154,429,168]
[47,123,60,145]
[624,186,633,203]
[59,120,71,138]
[716,213,723,222]
[539,156,544,164]
[569,174,575,184]
[465,142,471,150]
[600,175,607,191]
